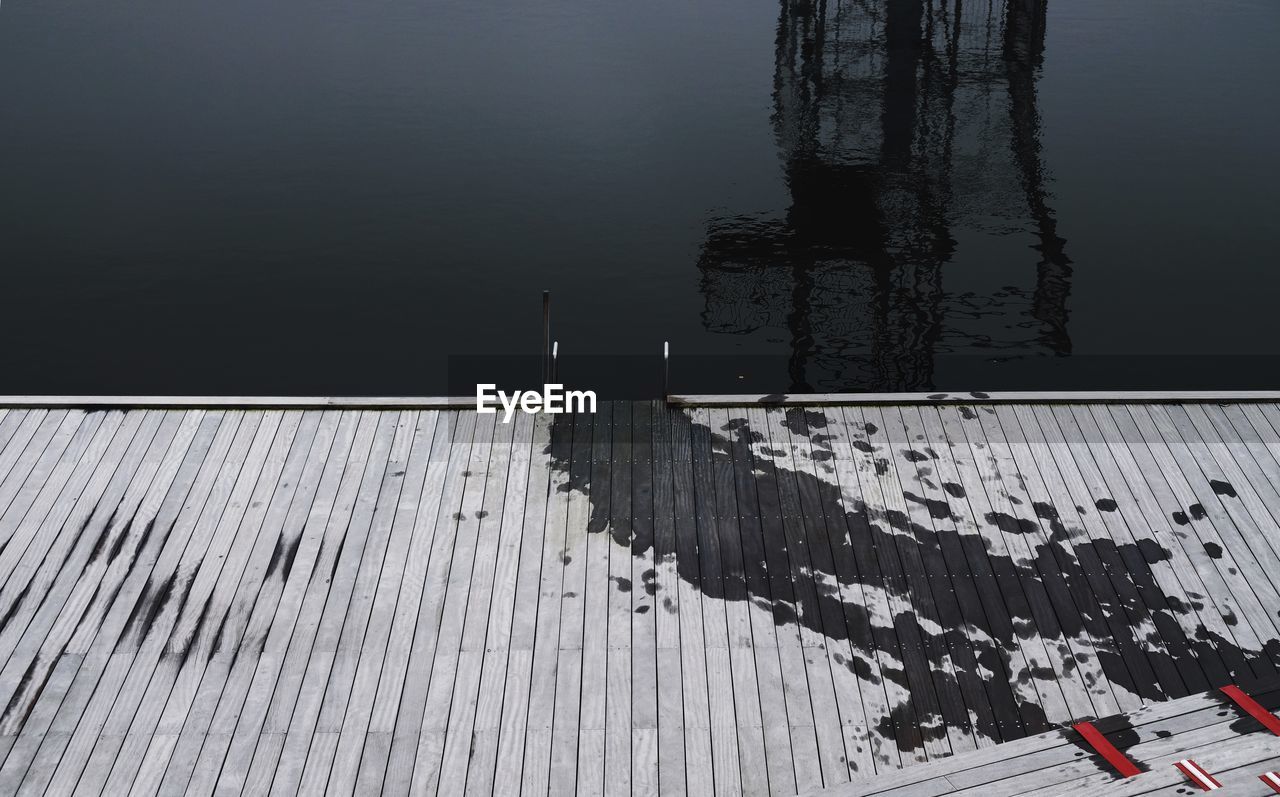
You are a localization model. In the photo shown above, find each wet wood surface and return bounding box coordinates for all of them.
[803,676,1280,796]
[1,401,1279,795]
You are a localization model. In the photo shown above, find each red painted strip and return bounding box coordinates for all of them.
[1072,722,1142,777]
[1175,759,1222,790]
[1261,771,1280,794]
[1221,685,1280,736]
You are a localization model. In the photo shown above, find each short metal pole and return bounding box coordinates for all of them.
[551,341,559,384]
[663,341,669,399]
[542,290,551,384]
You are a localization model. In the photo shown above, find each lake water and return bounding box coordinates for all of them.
[1,0,1277,396]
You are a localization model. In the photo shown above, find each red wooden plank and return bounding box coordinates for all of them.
[1072,722,1142,778]
[1221,685,1280,736]
[1175,759,1222,791]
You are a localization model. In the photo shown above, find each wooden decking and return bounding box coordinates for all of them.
[805,676,1280,796]
[1,400,1280,795]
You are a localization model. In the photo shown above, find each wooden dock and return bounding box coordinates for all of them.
[802,675,1280,796]
[1,397,1280,795]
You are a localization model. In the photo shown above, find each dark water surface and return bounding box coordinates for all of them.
[1,0,1277,395]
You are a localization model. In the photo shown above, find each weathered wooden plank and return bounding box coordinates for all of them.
[605,404,634,797]
[787,407,884,784]
[22,411,262,796]
[1214,404,1280,502]
[436,413,520,793]
[256,410,404,796]
[1014,721,1280,796]
[0,410,148,718]
[890,405,1022,744]
[1145,404,1280,618]
[576,405,612,797]
[858,405,975,755]
[651,407,686,797]
[838,407,941,760]
[633,727,660,797]
[743,405,820,790]
[670,407,714,796]
[207,410,380,795]
[1184,402,1280,656]
[1123,404,1280,680]
[689,408,743,797]
[488,410,552,795]
[689,410,731,653]
[1105,405,1276,682]
[102,413,297,754]
[0,411,89,564]
[548,652,584,796]
[0,408,24,463]
[1,401,1279,797]
[379,412,477,796]
[912,406,1051,738]
[329,411,444,795]
[435,648,486,795]
[5,412,177,790]
[0,650,82,793]
[1081,404,1256,682]
[1022,405,1182,706]
[655,648,686,797]
[703,408,770,796]
[967,405,1116,718]
[606,652,633,797]
[0,410,63,536]
[758,407,848,785]
[465,410,532,656]
[1005,405,1155,713]
[492,649,534,797]
[518,412,571,797]
[631,402,660,797]
[1137,404,1280,671]
[12,415,168,691]
[1095,404,1264,675]
[797,406,893,773]
[803,680,1280,796]
[62,410,233,797]
[467,411,537,795]
[22,410,231,797]
[547,409,594,796]
[1055,405,1215,693]
[328,408,423,788]
[154,411,340,796]
[704,409,751,653]
[720,407,798,793]
[412,411,502,795]
[68,411,285,794]
[942,405,1080,722]
[0,410,113,630]
[1184,403,1280,536]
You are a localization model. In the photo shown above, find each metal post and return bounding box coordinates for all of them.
[663,341,669,399]
[551,341,559,384]
[542,290,551,385]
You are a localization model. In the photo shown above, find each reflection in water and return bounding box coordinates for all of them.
[699,0,1073,392]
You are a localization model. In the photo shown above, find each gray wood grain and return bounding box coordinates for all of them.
[0,401,1278,796]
